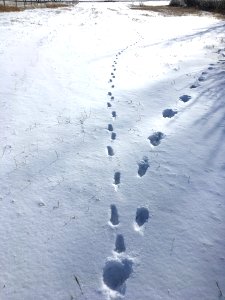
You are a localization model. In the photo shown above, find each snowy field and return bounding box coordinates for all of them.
[0,2,225,299]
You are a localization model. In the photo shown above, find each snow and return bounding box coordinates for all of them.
[0,2,225,299]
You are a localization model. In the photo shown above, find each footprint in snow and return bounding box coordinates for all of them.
[108,92,112,96]
[148,131,165,146]
[107,146,114,156]
[162,108,178,118]
[111,96,114,100]
[190,83,199,89]
[102,258,133,295]
[138,156,149,177]
[179,95,192,103]
[110,204,119,226]
[115,234,126,253]
[135,207,150,230]
[112,111,117,118]
[108,124,113,131]
[198,76,206,82]
[111,85,115,88]
[134,207,150,235]
[111,132,116,140]
[114,172,121,185]
[208,66,214,70]
[107,102,112,108]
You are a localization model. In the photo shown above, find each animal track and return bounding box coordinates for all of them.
[108,92,112,96]
[103,258,133,293]
[138,156,149,177]
[111,96,114,100]
[110,204,119,226]
[111,132,116,140]
[179,95,192,103]
[190,84,199,89]
[198,76,205,82]
[108,124,113,131]
[114,172,121,185]
[112,111,117,118]
[162,109,178,118]
[115,234,126,253]
[107,146,114,156]
[107,102,112,108]
[148,131,165,146]
[135,207,149,227]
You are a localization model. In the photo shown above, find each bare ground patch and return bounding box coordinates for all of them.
[0,1,77,12]
[130,4,225,18]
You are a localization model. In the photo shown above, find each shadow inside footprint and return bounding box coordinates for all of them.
[135,207,149,227]
[110,204,119,226]
[108,124,113,131]
[198,76,205,82]
[148,132,165,146]
[190,84,199,89]
[179,95,192,103]
[112,111,117,118]
[138,156,149,177]
[115,234,126,253]
[114,172,121,185]
[111,132,116,140]
[103,259,133,293]
[107,146,114,156]
[107,102,112,108]
[162,109,178,118]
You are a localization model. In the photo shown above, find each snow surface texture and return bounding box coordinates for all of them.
[0,2,225,300]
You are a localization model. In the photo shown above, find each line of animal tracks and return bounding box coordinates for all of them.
[1,3,225,300]
[101,31,223,299]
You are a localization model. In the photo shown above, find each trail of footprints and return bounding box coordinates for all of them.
[106,42,141,187]
[102,39,152,297]
[102,39,219,297]
[102,205,149,294]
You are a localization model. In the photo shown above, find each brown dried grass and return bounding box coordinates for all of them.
[130,4,225,18]
[0,2,76,12]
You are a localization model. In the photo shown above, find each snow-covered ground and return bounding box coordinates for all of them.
[0,2,225,299]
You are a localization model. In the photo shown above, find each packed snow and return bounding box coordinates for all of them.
[0,2,225,299]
